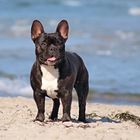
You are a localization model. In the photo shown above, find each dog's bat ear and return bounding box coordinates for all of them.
[31,20,44,42]
[56,20,69,42]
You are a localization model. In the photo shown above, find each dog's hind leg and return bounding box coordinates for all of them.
[49,99,60,120]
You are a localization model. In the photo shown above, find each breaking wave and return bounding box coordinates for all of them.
[129,7,140,16]
[0,78,32,97]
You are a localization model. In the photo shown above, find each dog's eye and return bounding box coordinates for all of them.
[41,42,47,48]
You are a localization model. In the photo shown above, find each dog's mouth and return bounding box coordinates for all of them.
[39,55,63,66]
[47,56,57,62]
[44,56,58,65]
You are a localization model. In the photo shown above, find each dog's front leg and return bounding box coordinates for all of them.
[61,91,72,122]
[33,91,45,122]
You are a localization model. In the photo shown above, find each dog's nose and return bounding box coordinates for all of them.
[49,45,57,55]
[50,46,56,51]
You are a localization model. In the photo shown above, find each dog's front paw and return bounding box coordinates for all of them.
[61,113,71,122]
[34,113,45,122]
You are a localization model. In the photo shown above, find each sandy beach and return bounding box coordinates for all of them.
[0,97,140,140]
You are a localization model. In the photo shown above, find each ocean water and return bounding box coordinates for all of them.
[0,0,140,102]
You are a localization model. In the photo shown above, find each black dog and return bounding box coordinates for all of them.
[30,19,89,122]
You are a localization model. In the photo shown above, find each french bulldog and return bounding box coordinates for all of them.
[30,19,89,123]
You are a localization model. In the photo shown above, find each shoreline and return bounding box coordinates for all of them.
[1,89,140,106]
[89,92,140,106]
[0,96,140,140]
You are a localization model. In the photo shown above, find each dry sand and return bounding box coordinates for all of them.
[0,97,140,140]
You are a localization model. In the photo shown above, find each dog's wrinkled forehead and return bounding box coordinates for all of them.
[38,33,64,46]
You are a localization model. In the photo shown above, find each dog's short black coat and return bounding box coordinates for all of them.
[30,19,89,122]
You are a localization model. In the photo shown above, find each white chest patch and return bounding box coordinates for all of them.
[40,65,59,99]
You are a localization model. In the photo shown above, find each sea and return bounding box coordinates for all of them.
[0,0,140,105]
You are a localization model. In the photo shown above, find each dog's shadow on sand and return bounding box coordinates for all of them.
[34,113,121,127]
[44,116,120,124]
[34,117,120,129]
[86,117,120,123]
[35,112,140,128]
[84,113,121,124]
[62,117,120,128]
[65,117,120,125]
